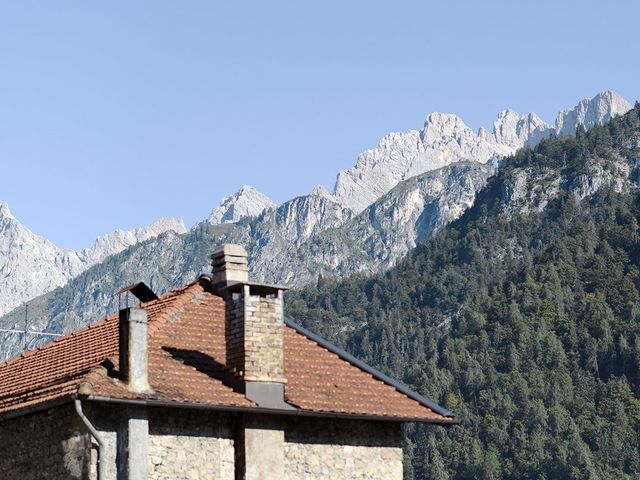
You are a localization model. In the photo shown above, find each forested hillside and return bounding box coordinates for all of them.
[286,106,640,479]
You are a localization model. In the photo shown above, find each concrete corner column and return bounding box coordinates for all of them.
[117,407,149,480]
[236,416,284,480]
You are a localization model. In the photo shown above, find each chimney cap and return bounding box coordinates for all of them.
[117,282,158,303]
[211,244,250,290]
[211,244,248,258]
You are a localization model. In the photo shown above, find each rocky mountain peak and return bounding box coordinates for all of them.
[79,217,187,264]
[491,110,549,147]
[0,203,14,220]
[555,90,631,136]
[206,185,276,225]
[0,209,189,318]
[333,112,519,214]
[309,185,337,201]
[421,113,472,142]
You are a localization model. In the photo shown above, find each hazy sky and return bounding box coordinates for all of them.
[1,1,638,249]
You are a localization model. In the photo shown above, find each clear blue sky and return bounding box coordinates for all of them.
[0,1,638,249]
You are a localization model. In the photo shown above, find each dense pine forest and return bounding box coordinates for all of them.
[287,106,640,479]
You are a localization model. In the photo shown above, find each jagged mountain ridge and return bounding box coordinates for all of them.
[332,110,544,214]
[205,91,630,220]
[332,91,630,213]
[0,205,186,316]
[0,162,493,360]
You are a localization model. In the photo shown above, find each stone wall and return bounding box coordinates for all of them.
[284,417,403,480]
[1,404,403,480]
[0,404,92,480]
[88,406,236,480]
[147,409,235,480]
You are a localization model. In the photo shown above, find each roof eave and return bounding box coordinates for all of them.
[83,395,457,425]
[0,396,75,423]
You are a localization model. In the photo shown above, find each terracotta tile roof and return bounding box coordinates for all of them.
[0,278,454,424]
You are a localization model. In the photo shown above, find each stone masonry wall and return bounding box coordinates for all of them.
[0,404,92,480]
[0,404,402,480]
[147,409,235,480]
[89,405,236,480]
[226,286,285,383]
[284,417,403,480]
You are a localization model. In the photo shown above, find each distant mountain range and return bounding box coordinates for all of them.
[0,90,631,359]
[0,205,185,316]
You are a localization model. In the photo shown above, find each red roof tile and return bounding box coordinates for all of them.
[0,278,453,424]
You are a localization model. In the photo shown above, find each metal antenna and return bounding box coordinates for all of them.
[22,304,28,349]
[0,303,63,349]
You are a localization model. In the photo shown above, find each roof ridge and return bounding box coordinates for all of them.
[145,282,205,337]
[0,278,205,370]
[92,281,206,378]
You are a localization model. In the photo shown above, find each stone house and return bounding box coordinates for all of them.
[0,244,454,479]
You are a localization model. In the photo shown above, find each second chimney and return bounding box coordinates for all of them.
[119,307,152,393]
[211,245,291,409]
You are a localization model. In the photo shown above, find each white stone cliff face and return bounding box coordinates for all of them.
[485,110,549,148]
[556,91,631,137]
[526,91,632,147]
[332,110,548,214]
[331,91,630,214]
[0,203,86,317]
[0,204,186,317]
[272,186,354,244]
[206,185,276,225]
[208,91,630,235]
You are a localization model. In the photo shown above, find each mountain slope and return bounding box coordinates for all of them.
[0,162,493,359]
[270,162,494,284]
[0,206,185,316]
[286,105,640,479]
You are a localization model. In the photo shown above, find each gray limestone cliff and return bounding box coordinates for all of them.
[0,204,185,317]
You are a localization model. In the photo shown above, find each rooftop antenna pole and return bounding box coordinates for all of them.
[23,304,28,349]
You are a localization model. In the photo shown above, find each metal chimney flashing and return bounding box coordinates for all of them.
[245,381,296,410]
[218,281,289,296]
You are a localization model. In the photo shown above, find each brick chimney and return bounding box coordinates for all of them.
[119,307,152,393]
[211,244,292,409]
